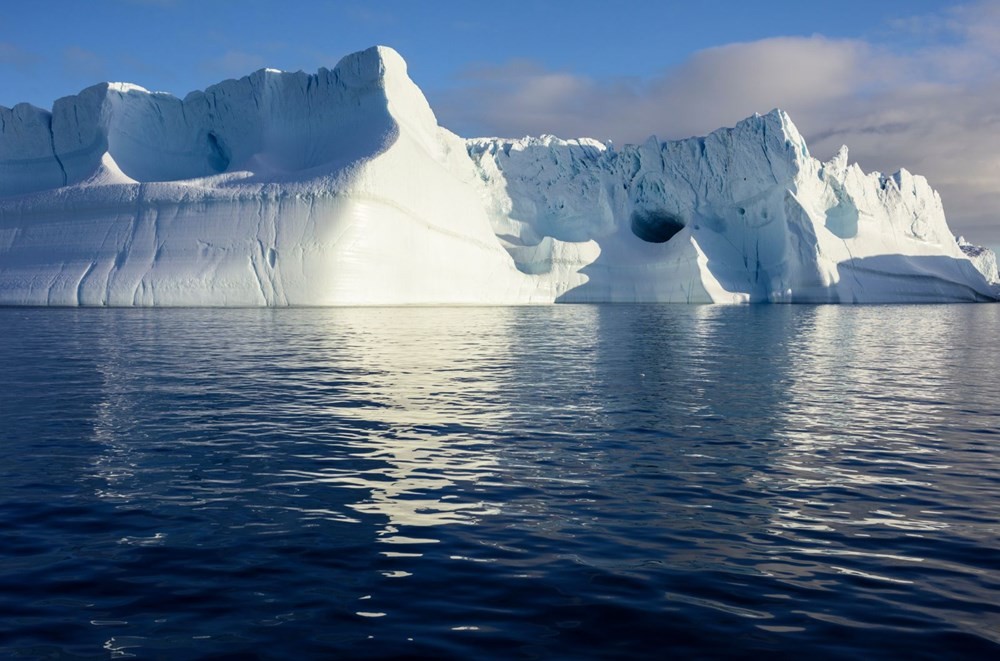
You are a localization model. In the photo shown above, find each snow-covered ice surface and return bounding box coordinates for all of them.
[957,237,999,286]
[0,45,996,305]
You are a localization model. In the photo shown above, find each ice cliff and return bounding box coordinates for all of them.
[957,237,999,286]
[0,45,996,305]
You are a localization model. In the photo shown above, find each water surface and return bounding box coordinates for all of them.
[1,305,999,658]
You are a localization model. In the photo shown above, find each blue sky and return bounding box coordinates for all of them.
[0,0,957,110]
[1,0,998,244]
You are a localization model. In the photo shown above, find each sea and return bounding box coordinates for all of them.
[1,304,998,659]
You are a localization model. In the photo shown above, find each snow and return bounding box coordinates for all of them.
[0,45,996,306]
[957,237,999,285]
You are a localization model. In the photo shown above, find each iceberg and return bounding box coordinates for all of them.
[0,45,995,305]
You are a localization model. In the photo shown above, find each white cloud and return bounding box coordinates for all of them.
[438,36,888,143]
[432,2,1000,243]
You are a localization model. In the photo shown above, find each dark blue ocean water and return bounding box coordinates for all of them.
[1,305,999,659]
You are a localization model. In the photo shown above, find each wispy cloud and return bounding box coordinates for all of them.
[433,1,1000,242]
[0,42,42,71]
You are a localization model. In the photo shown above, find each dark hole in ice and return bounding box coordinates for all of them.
[630,210,685,243]
[206,132,231,172]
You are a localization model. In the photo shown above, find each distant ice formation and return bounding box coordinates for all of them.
[0,46,996,305]
[957,237,999,286]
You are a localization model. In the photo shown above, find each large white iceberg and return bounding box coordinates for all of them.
[0,45,996,305]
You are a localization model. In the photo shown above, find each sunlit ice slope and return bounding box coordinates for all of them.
[0,46,563,306]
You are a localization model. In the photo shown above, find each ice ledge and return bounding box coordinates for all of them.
[0,45,434,196]
[1,45,408,117]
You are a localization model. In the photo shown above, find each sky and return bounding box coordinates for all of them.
[1,0,998,246]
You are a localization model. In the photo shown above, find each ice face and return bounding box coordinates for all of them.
[958,237,1000,286]
[469,110,996,303]
[0,46,995,306]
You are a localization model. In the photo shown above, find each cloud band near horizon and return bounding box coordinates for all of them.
[433,2,1000,244]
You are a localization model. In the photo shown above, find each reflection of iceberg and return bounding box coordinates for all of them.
[743,306,967,589]
[79,308,521,541]
[278,308,526,542]
[761,306,951,496]
[89,318,145,502]
[345,440,501,533]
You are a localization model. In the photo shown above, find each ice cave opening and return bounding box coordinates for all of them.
[630,210,685,243]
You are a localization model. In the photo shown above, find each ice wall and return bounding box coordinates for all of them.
[469,113,997,303]
[958,237,999,285]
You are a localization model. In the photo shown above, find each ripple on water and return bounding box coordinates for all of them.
[1,304,999,658]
